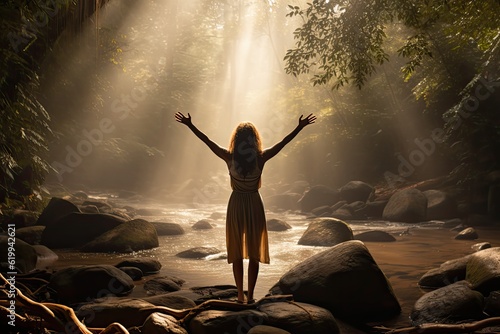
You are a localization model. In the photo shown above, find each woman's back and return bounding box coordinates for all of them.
[228,161,262,193]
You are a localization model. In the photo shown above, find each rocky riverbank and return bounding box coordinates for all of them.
[2,178,500,333]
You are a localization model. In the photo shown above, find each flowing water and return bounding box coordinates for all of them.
[44,197,500,329]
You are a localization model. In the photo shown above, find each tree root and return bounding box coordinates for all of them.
[1,273,128,334]
[6,271,499,334]
[1,272,294,333]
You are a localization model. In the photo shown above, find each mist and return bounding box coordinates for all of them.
[35,0,493,207]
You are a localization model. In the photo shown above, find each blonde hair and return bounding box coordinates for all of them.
[228,122,263,176]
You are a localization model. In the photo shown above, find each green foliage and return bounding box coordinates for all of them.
[0,1,60,203]
[283,0,500,187]
[285,0,500,91]
[0,0,107,205]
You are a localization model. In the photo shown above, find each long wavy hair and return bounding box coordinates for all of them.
[228,122,263,177]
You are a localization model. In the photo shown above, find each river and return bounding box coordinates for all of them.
[44,198,500,330]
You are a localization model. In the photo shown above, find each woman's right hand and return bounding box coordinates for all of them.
[175,112,192,126]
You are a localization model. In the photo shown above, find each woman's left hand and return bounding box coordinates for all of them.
[298,114,316,128]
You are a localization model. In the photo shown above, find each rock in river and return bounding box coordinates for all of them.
[77,297,155,328]
[298,219,353,246]
[354,230,396,242]
[298,185,339,213]
[36,197,80,227]
[192,219,214,230]
[466,247,500,294]
[176,247,222,259]
[49,265,134,304]
[81,219,159,253]
[410,281,484,325]
[270,240,400,322]
[115,257,162,275]
[382,188,427,223]
[41,212,126,249]
[152,221,185,236]
[0,236,37,273]
[455,227,479,240]
[418,255,470,288]
[267,218,292,232]
[259,301,339,334]
[142,312,188,334]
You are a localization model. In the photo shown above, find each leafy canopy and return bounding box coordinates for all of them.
[284,0,500,89]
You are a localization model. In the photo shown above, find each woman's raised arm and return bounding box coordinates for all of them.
[175,112,230,162]
[262,114,316,162]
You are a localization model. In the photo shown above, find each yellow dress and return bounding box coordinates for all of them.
[226,162,270,264]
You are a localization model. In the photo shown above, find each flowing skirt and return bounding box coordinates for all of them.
[226,191,270,264]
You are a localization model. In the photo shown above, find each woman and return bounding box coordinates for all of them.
[174,112,316,303]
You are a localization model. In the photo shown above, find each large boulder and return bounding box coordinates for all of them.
[472,242,491,252]
[311,205,333,217]
[298,219,353,246]
[142,312,188,334]
[338,181,374,203]
[7,209,39,228]
[115,258,162,275]
[15,225,45,245]
[41,212,126,248]
[0,236,37,273]
[418,255,470,288]
[188,309,268,334]
[33,245,58,268]
[76,298,155,328]
[410,281,484,325]
[192,219,214,230]
[356,200,388,219]
[81,219,159,253]
[143,276,185,294]
[36,197,80,226]
[49,265,135,304]
[485,291,500,316]
[423,190,458,220]
[298,185,340,213]
[118,266,143,281]
[455,227,479,240]
[266,219,292,232]
[354,230,396,242]
[259,301,339,334]
[330,207,353,220]
[176,247,222,259]
[382,188,427,223]
[270,240,400,322]
[466,247,500,294]
[152,221,185,235]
